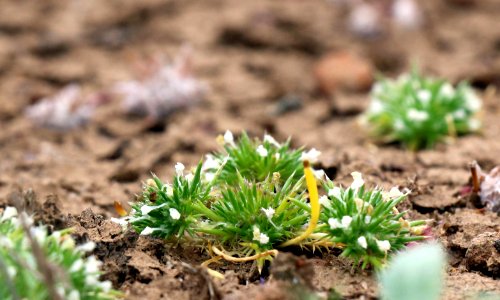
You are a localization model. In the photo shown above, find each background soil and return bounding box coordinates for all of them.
[0,0,499,299]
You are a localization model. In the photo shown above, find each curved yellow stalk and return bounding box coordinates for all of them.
[280,160,320,247]
[211,246,278,262]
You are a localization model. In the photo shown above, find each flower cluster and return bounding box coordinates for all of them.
[114,46,207,120]
[114,132,426,269]
[0,207,117,300]
[320,173,426,268]
[362,71,482,150]
[24,84,106,131]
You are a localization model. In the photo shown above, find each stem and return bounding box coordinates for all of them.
[212,246,278,262]
[190,201,223,222]
[280,161,320,247]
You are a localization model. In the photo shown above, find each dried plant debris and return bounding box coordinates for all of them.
[469,161,500,212]
[24,84,107,131]
[114,46,208,121]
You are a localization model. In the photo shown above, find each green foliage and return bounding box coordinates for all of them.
[320,173,426,269]
[378,243,446,300]
[362,71,482,150]
[0,207,117,300]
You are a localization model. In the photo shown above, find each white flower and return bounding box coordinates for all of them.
[301,148,321,163]
[98,281,113,293]
[264,134,281,147]
[253,226,261,241]
[383,187,405,201]
[169,208,181,220]
[70,259,84,272]
[140,226,155,236]
[261,207,275,219]
[175,162,185,176]
[252,226,269,244]
[348,2,381,36]
[274,153,281,160]
[76,241,96,252]
[357,236,368,249]
[224,130,235,145]
[341,216,352,228]
[185,173,194,182]
[110,217,129,230]
[328,218,342,229]
[1,207,18,221]
[368,99,384,114]
[67,290,80,300]
[392,0,422,30]
[468,119,481,131]
[85,256,102,274]
[376,239,391,252]
[205,172,215,182]
[350,171,365,189]
[453,109,466,119]
[394,119,405,131]
[319,195,330,207]
[30,227,47,244]
[314,169,325,180]
[365,216,371,224]
[417,90,432,104]
[328,187,342,199]
[258,233,270,244]
[6,266,16,278]
[141,203,166,215]
[439,83,455,99]
[407,109,428,122]
[202,155,220,170]
[85,274,99,286]
[256,145,268,157]
[165,185,174,197]
[464,90,482,111]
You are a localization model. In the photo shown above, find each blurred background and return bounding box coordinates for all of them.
[0,0,499,215]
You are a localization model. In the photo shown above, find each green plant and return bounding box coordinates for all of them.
[361,71,482,150]
[378,243,446,300]
[114,132,426,272]
[0,207,118,300]
[319,173,427,269]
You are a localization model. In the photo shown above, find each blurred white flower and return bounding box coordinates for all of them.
[1,207,18,221]
[175,162,185,176]
[67,290,80,300]
[453,109,466,120]
[252,226,269,244]
[328,187,342,199]
[319,195,330,207]
[70,259,84,272]
[256,145,268,157]
[392,0,423,30]
[76,241,96,252]
[328,218,342,229]
[464,90,482,112]
[263,134,281,147]
[140,226,155,236]
[261,207,275,219]
[407,109,428,122]
[202,155,220,170]
[468,119,481,131]
[357,236,368,249]
[301,148,321,163]
[169,208,181,220]
[115,46,207,120]
[376,239,391,252]
[439,83,455,99]
[350,172,364,189]
[224,130,235,146]
[341,216,352,228]
[349,2,381,37]
[25,84,106,131]
[417,90,432,104]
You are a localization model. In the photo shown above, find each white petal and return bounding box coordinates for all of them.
[175,162,185,176]
[140,226,155,236]
[264,134,281,147]
[169,208,181,220]
[224,130,234,144]
[357,236,368,249]
[261,207,275,219]
[301,148,321,163]
[256,145,269,157]
[328,187,342,199]
[259,233,270,244]
[319,195,330,207]
[76,241,96,252]
[376,239,391,252]
[341,216,352,228]
[1,207,18,221]
[350,172,365,189]
[328,218,342,229]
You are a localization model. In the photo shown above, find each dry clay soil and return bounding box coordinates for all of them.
[0,0,499,299]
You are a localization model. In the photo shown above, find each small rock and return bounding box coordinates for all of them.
[465,232,500,277]
[313,51,373,95]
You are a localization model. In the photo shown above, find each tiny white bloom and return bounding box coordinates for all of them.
[464,90,482,111]
[264,134,281,147]
[261,207,275,219]
[202,155,220,170]
[314,169,325,180]
[185,173,194,182]
[175,162,185,176]
[301,148,321,163]
[30,227,47,244]
[141,205,157,215]
[252,226,261,241]
[417,90,432,104]
[368,99,384,114]
[364,216,371,224]
[439,83,454,99]
[328,218,342,229]
[453,109,466,120]
[76,241,96,252]
[70,259,84,272]
[468,119,481,131]
[341,216,352,228]
[98,281,113,293]
[140,226,155,236]
[165,185,174,197]
[376,239,391,252]
[204,172,215,182]
[6,266,16,278]
[224,130,234,145]
[328,187,342,199]
[319,195,330,207]
[350,171,364,189]
[258,233,270,244]
[256,145,268,157]
[407,108,428,122]
[169,208,181,220]
[67,290,80,300]
[274,153,281,160]
[1,207,18,221]
[357,236,368,249]
[385,187,405,200]
[394,119,405,131]
[85,256,102,273]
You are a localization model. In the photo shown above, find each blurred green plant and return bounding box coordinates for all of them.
[0,207,118,300]
[362,71,482,150]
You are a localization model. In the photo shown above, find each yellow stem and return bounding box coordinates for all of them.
[211,246,278,262]
[280,160,320,247]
